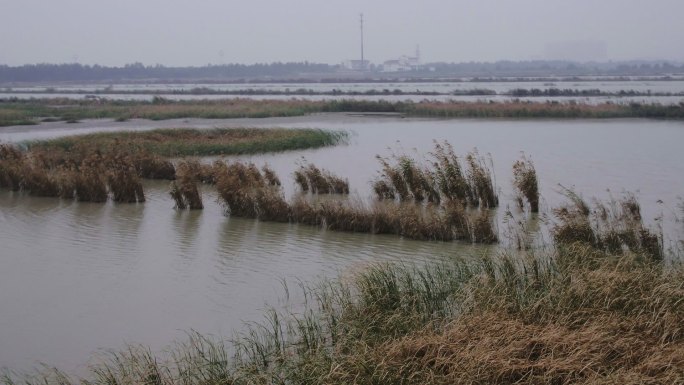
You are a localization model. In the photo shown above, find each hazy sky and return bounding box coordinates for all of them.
[1,0,683,66]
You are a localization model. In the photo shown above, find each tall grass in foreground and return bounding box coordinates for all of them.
[5,236,682,384]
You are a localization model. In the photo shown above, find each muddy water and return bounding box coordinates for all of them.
[1,115,684,372]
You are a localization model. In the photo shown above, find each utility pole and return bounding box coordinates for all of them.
[360,13,365,69]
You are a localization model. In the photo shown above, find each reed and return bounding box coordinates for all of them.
[105,152,145,203]
[134,151,176,180]
[0,144,24,190]
[553,189,663,261]
[289,196,322,226]
[512,153,539,212]
[375,154,438,203]
[107,170,145,203]
[286,198,489,243]
[209,158,495,243]
[294,162,349,194]
[468,209,499,244]
[19,162,60,197]
[317,200,374,233]
[373,142,497,209]
[2,126,346,206]
[465,150,498,208]
[261,164,281,186]
[431,141,472,204]
[73,153,108,202]
[214,160,289,221]
[169,182,187,210]
[170,161,203,210]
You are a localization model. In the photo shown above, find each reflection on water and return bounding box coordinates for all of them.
[1,116,684,372]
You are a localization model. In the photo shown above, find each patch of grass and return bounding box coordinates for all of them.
[26,127,347,157]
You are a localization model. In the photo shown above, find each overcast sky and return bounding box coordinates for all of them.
[1,0,682,66]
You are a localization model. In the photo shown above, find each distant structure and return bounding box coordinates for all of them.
[343,13,370,71]
[382,45,422,72]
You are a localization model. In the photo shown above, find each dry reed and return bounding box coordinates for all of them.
[553,189,663,261]
[293,162,349,194]
[373,142,497,209]
[512,154,540,212]
[170,161,203,210]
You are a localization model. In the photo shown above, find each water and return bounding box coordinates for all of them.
[1,115,684,373]
[3,80,684,105]
[6,79,684,94]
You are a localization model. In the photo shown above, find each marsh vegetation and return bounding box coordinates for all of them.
[2,98,684,127]
[3,191,681,384]
[2,117,683,383]
[0,128,345,203]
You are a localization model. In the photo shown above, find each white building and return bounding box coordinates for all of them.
[382,47,422,72]
[343,60,370,71]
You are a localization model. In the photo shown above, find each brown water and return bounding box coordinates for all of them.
[1,115,683,372]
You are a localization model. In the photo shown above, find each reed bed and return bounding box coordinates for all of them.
[1,127,345,204]
[27,127,347,157]
[2,98,684,127]
[208,158,497,244]
[293,162,349,194]
[0,98,327,126]
[0,143,143,202]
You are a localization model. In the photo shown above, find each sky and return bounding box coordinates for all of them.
[1,0,683,66]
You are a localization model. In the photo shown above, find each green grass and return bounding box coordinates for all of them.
[25,127,347,157]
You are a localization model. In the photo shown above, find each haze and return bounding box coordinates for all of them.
[1,0,683,66]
